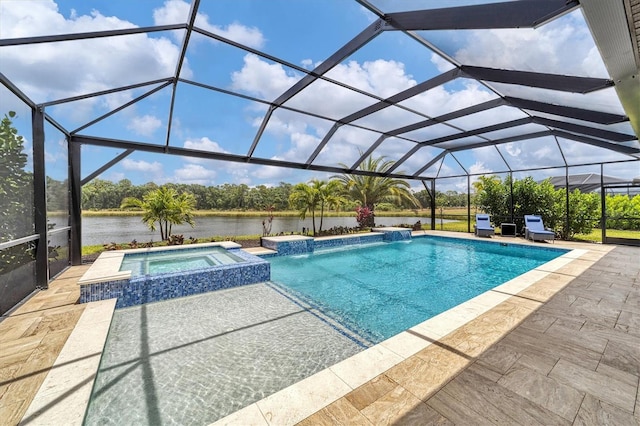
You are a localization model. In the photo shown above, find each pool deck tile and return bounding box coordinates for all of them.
[0,266,90,426]
[19,298,116,425]
[298,397,372,426]
[328,344,404,390]
[1,232,639,426]
[255,368,352,425]
[378,330,434,359]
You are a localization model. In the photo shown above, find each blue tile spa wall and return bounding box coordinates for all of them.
[80,249,270,308]
[261,238,315,256]
[314,234,385,251]
[380,229,412,242]
[261,231,411,256]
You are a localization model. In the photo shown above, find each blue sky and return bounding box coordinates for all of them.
[1,0,638,192]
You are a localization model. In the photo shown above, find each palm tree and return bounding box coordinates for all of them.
[314,179,345,233]
[289,182,319,235]
[334,154,419,227]
[121,186,196,240]
[289,179,344,235]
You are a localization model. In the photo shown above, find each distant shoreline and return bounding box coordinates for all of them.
[80,208,445,218]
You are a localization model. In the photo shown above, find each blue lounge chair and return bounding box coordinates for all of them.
[524,215,555,243]
[474,214,495,237]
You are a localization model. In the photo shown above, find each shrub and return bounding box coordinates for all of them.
[356,205,374,228]
[472,175,636,240]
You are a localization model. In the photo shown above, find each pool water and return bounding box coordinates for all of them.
[270,236,566,343]
[84,284,362,425]
[120,246,244,277]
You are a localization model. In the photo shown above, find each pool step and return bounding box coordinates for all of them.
[265,281,375,349]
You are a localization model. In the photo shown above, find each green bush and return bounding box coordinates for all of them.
[473,176,640,239]
[607,194,640,230]
[556,190,601,239]
[375,202,396,211]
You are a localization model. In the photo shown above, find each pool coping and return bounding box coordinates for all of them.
[21,232,613,425]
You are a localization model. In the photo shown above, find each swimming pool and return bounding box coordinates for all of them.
[269,236,566,342]
[85,235,567,424]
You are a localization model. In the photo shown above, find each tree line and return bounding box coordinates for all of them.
[84,179,293,211]
[82,178,430,212]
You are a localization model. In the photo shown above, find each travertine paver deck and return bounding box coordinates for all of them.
[0,265,90,425]
[1,233,639,425]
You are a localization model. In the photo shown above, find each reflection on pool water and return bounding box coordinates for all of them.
[84,283,363,425]
[270,236,566,342]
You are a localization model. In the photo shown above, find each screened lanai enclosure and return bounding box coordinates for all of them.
[1,0,639,315]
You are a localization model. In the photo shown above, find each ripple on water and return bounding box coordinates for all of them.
[84,283,363,426]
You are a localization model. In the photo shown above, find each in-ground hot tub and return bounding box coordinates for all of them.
[78,242,270,308]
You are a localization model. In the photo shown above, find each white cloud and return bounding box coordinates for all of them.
[215,23,265,48]
[252,164,292,180]
[533,145,553,160]
[181,137,228,165]
[153,0,265,48]
[469,161,493,176]
[324,59,416,99]
[452,12,608,77]
[430,53,455,73]
[402,146,439,175]
[224,162,253,185]
[504,143,521,157]
[173,163,217,184]
[127,115,162,137]
[0,0,189,112]
[108,172,126,182]
[43,136,67,164]
[44,151,58,164]
[301,59,313,69]
[184,137,227,153]
[558,139,637,170]
[232,54,300,100]
[122,158,163,174]
[152,0,190,25]
[231,54,508,173]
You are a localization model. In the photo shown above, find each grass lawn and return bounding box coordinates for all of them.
[572,228,640,243]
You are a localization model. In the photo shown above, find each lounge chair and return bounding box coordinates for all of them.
[524,215,555,243]
[474,214,495,237]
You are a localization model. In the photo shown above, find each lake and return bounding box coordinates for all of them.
[70,215,443,246]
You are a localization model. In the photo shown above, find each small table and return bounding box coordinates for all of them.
[501,223,517,237]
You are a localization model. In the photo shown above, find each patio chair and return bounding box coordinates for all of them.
[524,215,555,243]
[474,214,495,237]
